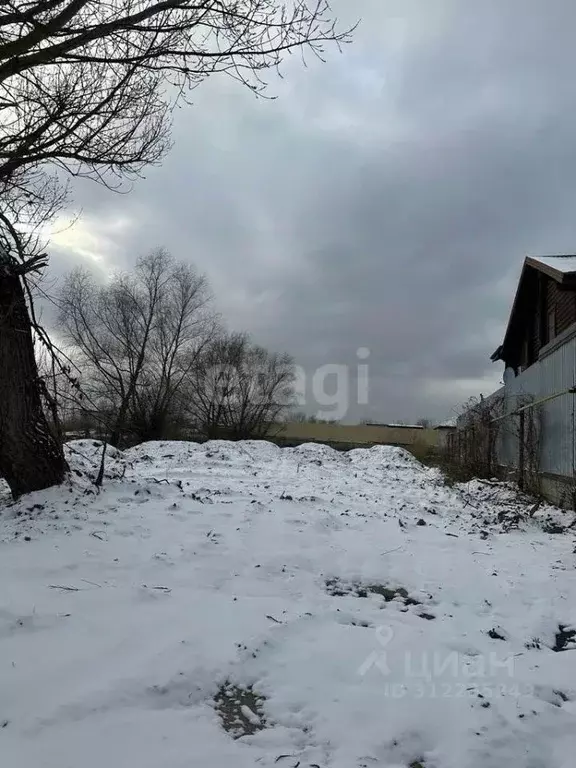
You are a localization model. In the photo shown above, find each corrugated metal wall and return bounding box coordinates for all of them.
[489,338,576,478]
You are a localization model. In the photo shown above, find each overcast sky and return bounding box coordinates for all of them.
[46,0,576,424]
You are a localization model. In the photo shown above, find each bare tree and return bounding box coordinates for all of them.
[186,331,295,439]
[126,259,218,442]
[0,1,352,496]
[58,248,213,445]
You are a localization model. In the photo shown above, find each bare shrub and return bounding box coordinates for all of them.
[184,332,295,440]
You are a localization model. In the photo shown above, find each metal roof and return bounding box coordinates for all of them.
[526,255,576,280]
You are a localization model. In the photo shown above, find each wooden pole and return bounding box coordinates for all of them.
[486,418,492,477]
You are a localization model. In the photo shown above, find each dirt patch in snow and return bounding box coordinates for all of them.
[553,625,576,652]
[213,682,269,739]
[325,578,422,605]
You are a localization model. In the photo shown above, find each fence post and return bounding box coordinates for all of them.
[518,410,525,491]
[486,418,492,477]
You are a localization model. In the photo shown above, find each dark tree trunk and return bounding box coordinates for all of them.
[0,266,68,499]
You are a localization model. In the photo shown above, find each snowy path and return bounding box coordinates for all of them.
[1,440,576,767]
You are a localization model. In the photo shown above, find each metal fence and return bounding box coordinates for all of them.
[453,333,576,496]
[492,338,576,477]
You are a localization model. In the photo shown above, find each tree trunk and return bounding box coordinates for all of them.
[0,267,68,499]
[109,410,126,448]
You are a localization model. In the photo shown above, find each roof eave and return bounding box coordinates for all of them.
[525,256,576,283]
[490,345,503,362]
[491,255,576,364]
[490,257,531,363]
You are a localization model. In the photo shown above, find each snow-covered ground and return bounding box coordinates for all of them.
[2,439,576,768]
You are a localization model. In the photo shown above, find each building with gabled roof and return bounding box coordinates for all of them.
[491,255,576,374]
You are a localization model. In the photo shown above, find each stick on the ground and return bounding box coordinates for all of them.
[80,579,102,588]
[48,584,81,591]
[380,546,403,555]
[528,500,541,518]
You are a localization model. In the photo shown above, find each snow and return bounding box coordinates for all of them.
[435,419,457,429]
[241,704,262,725]
[530,255,576,274]
[1,439,576,768]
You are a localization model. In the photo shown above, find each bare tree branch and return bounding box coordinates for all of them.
[0,0,353,209]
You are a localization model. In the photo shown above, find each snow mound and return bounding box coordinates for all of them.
[202,440,255,463]
[65,439,129,482]
[125,440,203,464]
[349,444,423,470]
[2,438,576,768]
[288,442,349,465]
[124,439,282,475]
[235,440,282,461]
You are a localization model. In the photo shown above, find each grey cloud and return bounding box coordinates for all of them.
[44,0,576,423]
